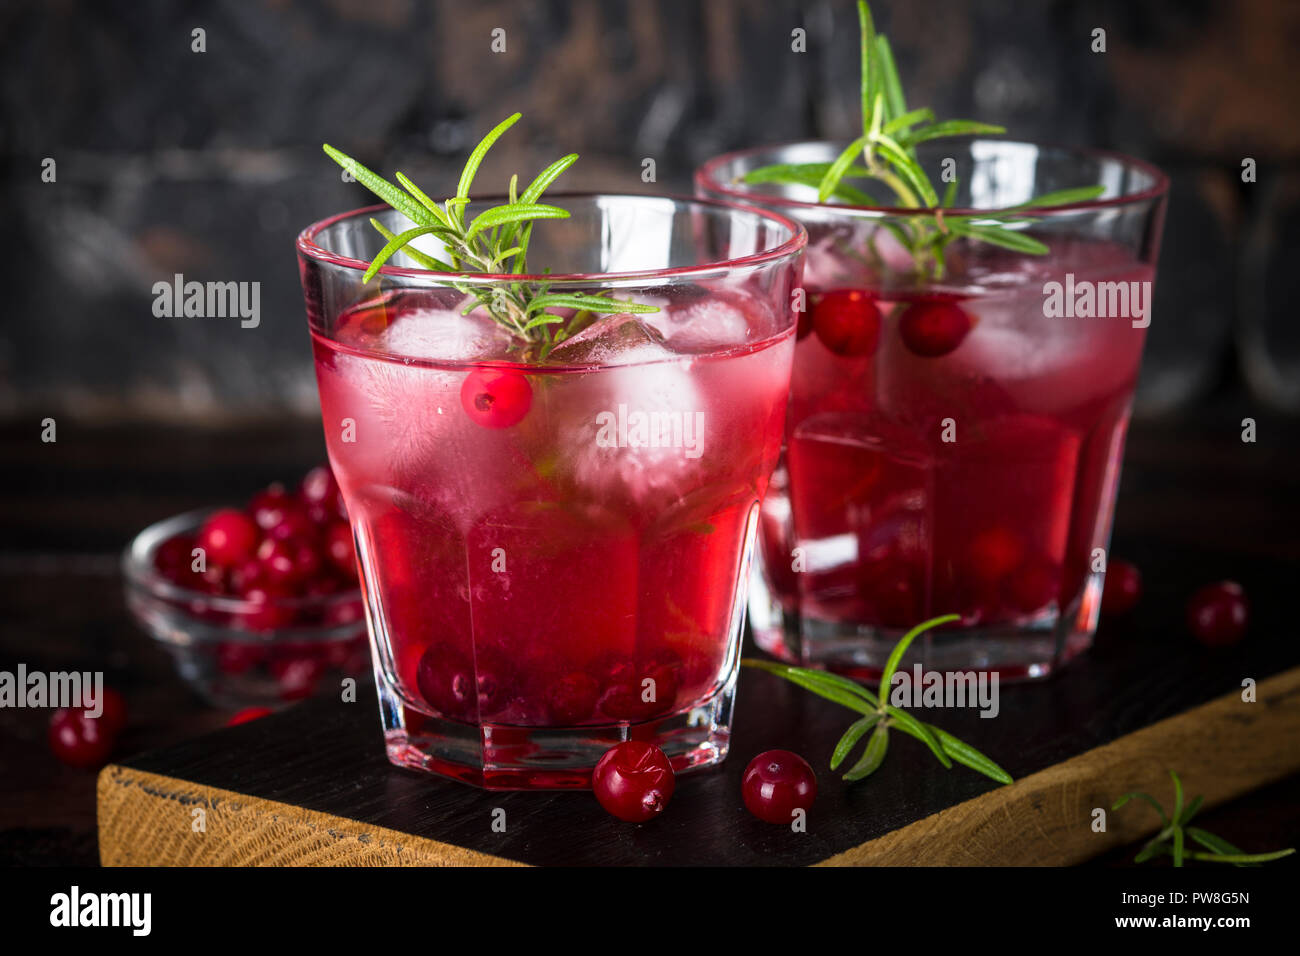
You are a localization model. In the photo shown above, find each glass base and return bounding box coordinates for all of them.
[748,566,1101,683]
[376,674,734,790]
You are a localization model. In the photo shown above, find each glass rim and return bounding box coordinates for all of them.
[296,191,808,284]
[694,138,1171,218]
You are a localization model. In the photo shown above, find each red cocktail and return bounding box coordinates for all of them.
[298,195,804,787]
[699,141,1168,678]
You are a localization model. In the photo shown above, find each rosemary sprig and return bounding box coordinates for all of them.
[742,1,1105,279]
[1113,771,1296,867]
[741,614,1013,785]
[323,113,656,353]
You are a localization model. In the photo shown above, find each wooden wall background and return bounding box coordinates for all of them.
[1,0,1297,422]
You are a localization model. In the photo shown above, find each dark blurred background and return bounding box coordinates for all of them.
[1,0,1298,422]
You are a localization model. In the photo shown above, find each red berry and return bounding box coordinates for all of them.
[324,522,358,579]
[249,484,294,531]
[267,503,316,545]
[49,708,115,769]
[547,672,599,724]
[1005,556,1059,614]
[592,741,675,822]
[270,654,323,700]
[237,585,296,632]
[196,508,259,566]
[227,706,273,726]
[1187,581,1249,647]
[416,644,512,719]
[742,750,817,824]
[897,300,972,357]
[83,686,128,735]
[323,597,365,628]
[460,368,532,429]
[1101,559,1142,616]
[256,537,298,585]
[154,534,195,577]
[967,528,1024,585]
[300,464,344,519]
[810,289,881,357]
[216,641,268,674]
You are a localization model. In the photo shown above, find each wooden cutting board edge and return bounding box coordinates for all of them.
[97,666,1300,867]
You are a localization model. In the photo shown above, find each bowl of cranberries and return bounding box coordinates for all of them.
[123,466,370,708]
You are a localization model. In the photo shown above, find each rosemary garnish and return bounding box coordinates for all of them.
[743,1,1105,279]
[324,113,656,354]
[742,614,1013,784]
[1113,771,1296,867]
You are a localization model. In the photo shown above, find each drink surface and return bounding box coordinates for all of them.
[312,288,793,727]
[761,233,1153,649]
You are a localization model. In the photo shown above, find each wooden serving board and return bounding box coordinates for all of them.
[97,617,1300,866]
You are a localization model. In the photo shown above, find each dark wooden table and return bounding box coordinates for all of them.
[2,400,1298,866]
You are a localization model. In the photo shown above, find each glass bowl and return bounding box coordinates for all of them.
[123,509,370,709]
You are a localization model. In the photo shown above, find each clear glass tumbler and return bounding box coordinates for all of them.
[297,195,805,788]
[697,140,1168,680]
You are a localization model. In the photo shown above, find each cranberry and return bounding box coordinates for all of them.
[49,708,116,769]
[324,522,358,579]
[1187,581,1249,647]
[195,508,259,567]
[592,741,675,822]
[270,654,323,700]
[460,369,532,428]
[289,540,324,581]
[1101,559,1142,616]
[416,644,512,719]
[1005,556,1059,614]
[897,300,972,357]
[83,686,128,735]
[256,537,298,586]
[154,534,195,577]
[230,558,267,594]
[810,289,881,357]
[547,672,600,724]
[237,585,296,632]
[216,641,268,674]
[267,504,316,545]
[249,484,294,532]
[967,528,1024,585]
[300,465,345,519]
[742,750,817,824]
[323,597,365,628]
[227,706,273,726]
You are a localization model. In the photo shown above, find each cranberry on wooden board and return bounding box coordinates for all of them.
[48,708,116,769]
[742,750,817,824]
[592,741,676,822]
[1187,581,1249,647]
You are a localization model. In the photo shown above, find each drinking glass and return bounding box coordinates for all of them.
[297,194,805,787]
[697,140,1168,679]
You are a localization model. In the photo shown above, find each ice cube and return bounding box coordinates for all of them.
[641,291,762,353]
[548,314,673,366]
[380,306,514,363]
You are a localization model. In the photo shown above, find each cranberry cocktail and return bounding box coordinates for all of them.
[299,125,804,787]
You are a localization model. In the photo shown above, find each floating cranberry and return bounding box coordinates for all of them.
[967,528,1024,585]
[1005,556,1059,614]
[49,708,115,769]
[810,289,881,357]
[592,741,676,822]
[249,484,294,532]
[1187,581,1249,647]
[460,369,532,428]
[742,750,817,824]
[416,644,512,719]
[547,672,600,724]
[1101,559,1142,616]
[227,706,273,727]
[897,300,972,357]
[196,508,259,567]
[324,522,358,579]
